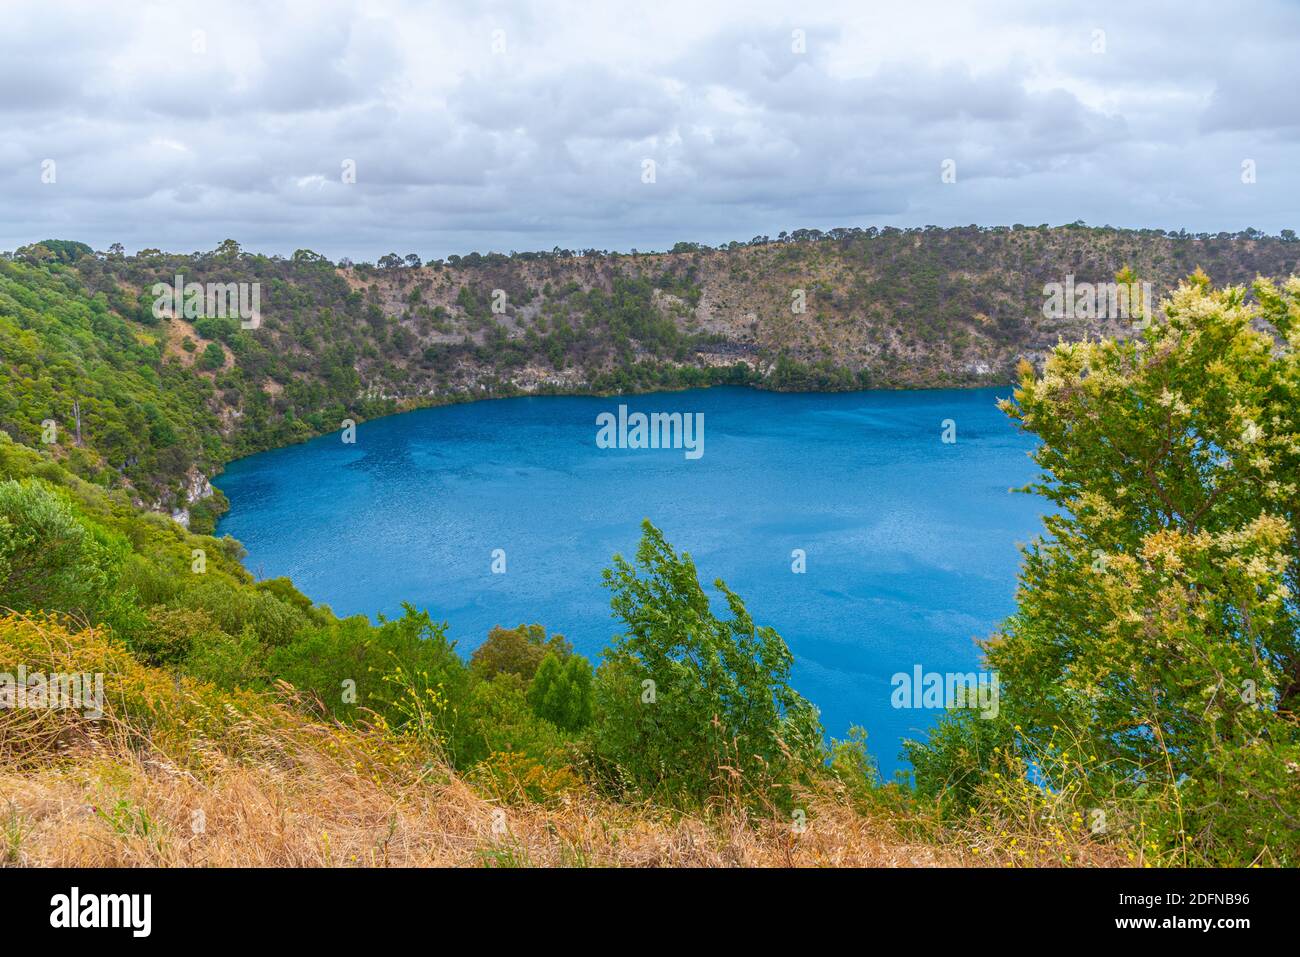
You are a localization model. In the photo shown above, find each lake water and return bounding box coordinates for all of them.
[215,385,1043,774]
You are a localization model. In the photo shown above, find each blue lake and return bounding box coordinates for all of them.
[215,385,1043,774]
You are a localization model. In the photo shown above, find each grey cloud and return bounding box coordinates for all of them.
[1,0,1297,261]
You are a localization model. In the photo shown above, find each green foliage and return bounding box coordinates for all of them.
[192,316,239,343]
[528,652,592,731]
[197,341,225,370]
[266,606,468,735]
[470,622,571,680]
[133,605,211,667]
[0,260,222,493]
[828,726,883,805]
[587,520,825,806]
[461,672,569,768]
[0,478,125,620]
[969,274,1300,865]
[184,623,267,688]
[254,576,318,616]
[177,578,303,648]
[901,709,1016,817]
[26,240,94,264]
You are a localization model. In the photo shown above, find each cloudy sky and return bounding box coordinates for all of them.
[3,0,1297,260]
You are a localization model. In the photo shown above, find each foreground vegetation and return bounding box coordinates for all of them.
[1,251,1297,865]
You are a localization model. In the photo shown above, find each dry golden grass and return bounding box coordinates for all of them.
[1,759,971,868]
[0,614,1125,868]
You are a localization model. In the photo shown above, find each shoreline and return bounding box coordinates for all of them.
[210,375,1022,477]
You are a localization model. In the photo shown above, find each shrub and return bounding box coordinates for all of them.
[470,623,571,680]
[461,672,570,769]
[528,652,592,731]
[901,709,1016,817]
[0,479,125,620]
[970,274,1300,865]
[185,623,267,689]
[267,605,474,759]
[175,578,304,648]
[587,520,824,806]
[197,342,225,370]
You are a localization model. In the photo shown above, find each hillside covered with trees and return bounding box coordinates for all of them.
[4,225,1299,522]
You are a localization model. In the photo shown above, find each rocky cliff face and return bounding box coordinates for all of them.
[330,226,1300,394]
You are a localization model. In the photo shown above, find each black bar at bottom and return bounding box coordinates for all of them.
[0,866,1279,942]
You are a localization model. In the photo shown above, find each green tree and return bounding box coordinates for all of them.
[0,479,124,618]
[588,520,824,805]
[197,342,225,370]
[461,672,568,767]
[528,652,592,731]
[470,622,571,680]
[963,273,1300,864]
[266,605,473,759]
